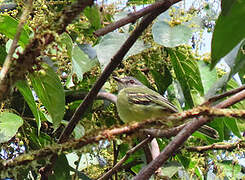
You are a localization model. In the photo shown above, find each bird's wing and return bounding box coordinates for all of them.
[125,87,178,113]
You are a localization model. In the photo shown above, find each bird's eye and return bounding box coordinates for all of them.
[129,80,135,84]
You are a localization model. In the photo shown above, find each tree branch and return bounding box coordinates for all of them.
[215,90,245,108]
[0,121,155,172]
[65,90,117,104]
[186,140,245,152]
[0,0,94,101]
[3,102,245,172]
[142,125,186,138]
[58,0,182,144]
[98,136,153,180]
[202,85,245,106]
[94,0,177,37]
[134,90,245,180]
[0,0,33,95]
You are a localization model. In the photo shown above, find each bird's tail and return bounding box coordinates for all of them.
[197,125,219,139]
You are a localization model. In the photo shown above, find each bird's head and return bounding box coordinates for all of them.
[113,76,143,90]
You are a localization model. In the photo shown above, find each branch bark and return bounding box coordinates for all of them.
[58,0,182,144]
[98,137,153,180]
[94,0,178,37]
[134,90,245,180]
[186,140,245,152]
[0,0,94,101]
[65,90,117,104]
[202,84,245,106]
[3,102,245,172]
[0,95,245,172]
[0,0,33,98]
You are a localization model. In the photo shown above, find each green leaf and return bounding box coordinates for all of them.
[84,5,101,30]
[66,152,99,171]
[191,91,204,107]
[15,80,41,134]
[0,45,7,65]
[65,73,74,88]
[132,69,153,89]
[49,154,72,180]
[73,123,85,139]
[72,43,98,81]
[227,78,243,98]
[60,32,73,58]
[223,39,245,78]
[221,0,237,16]
[78,44,97,60]
[150,65,172,94]
[0,112,23,143]
[168,48,204,108]
[197,61,217,95]
[209,118,224,141]
[227,78,245,110]
[218,160,242,178]
[0,15,29,47]
[167,84,182,111]
[224,117,241,138]
[6,39,24,58]
[205,58,243,99]
[225,79,244,136]
[29,65,65,128]
[28,130,52,149]
[152,21,192,48]
[176,154,190,169]
[95,32,150,68]
[62,120,85,139]
[211,0,245,69]
[195,167,204,180]
[161,161,182,178]
[231,41,245,77]
[69,167,92,180]
[205,73,229,99]
[127,0,154,5]
[238,69,245,84]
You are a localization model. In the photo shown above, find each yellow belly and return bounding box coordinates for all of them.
[116,89,169,123]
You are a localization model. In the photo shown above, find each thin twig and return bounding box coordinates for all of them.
[167,106,245,124]
[65,91,117,104]
[118,160,143,171]
[112,140,119,179]
[150,138,163,177]
[98,92,117,104]
[215,90,245,108]
[0,0,33,82]
[98,136,153,180]
[202,85,245,106]
[186,140,245,152]
[94,0,176,37]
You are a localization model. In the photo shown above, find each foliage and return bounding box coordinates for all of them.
[0,0,245,179]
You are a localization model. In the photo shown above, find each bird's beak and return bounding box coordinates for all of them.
[113,76,121,83]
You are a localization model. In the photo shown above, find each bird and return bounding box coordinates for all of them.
[114,76,219,139]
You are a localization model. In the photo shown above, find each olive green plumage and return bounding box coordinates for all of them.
[114,76,219,139]
[114,76,177,123]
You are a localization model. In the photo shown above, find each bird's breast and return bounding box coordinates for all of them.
[116,89,169,123]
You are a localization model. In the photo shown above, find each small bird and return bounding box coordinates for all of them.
[114,76,219,139]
